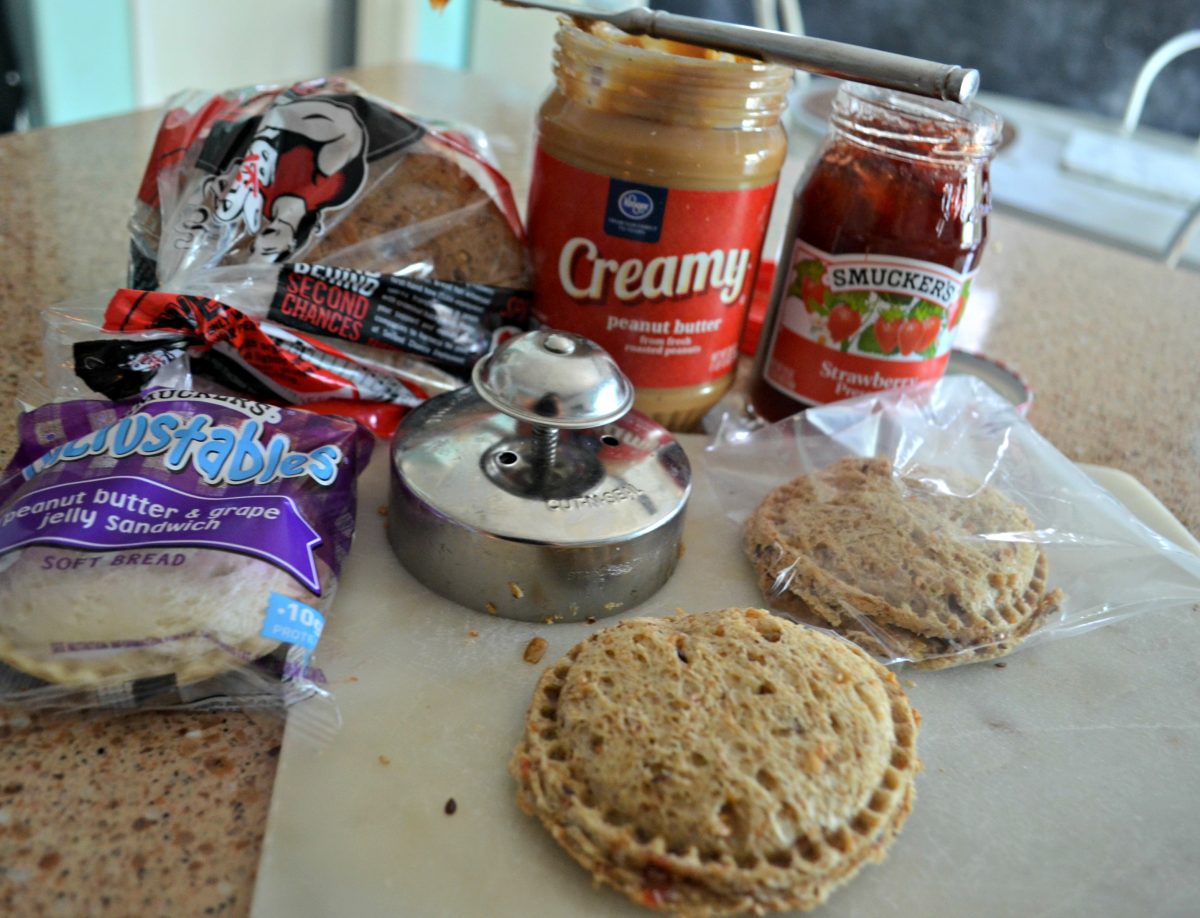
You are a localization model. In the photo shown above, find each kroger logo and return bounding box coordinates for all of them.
[617,189,654,221]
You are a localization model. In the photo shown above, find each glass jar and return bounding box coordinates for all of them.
[526,22,791,431]
[750,82,1002,420]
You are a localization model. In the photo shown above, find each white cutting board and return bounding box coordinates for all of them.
[252,437,1200,918]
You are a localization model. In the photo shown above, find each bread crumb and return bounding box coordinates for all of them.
[378,755,391,766]
[993,661,1007,668]
[467,629,480,638]
[376,505,388,517]
[347,676,359,684]
[524,637,548,664]
[509,581,524,599]
[603,601,623,611]
[586,616,597,625]
[485,602,498,615]
[904,679,917,688]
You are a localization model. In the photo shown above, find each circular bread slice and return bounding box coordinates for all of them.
[749,550,1061,670]
[510,608,920,917]
[744,457,1060,667]
[0,545,326,686]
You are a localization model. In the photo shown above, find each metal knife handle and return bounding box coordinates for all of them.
[619,8,979,104]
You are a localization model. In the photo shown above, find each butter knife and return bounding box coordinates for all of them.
[494,0,979,103]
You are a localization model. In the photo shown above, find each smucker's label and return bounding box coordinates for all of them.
[527,149,776,388]
[762,239,977,404]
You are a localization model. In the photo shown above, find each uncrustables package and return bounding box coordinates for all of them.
[0,388,372,727]
[707,376,1200,669]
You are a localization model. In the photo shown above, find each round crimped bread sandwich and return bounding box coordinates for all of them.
[0,545,326,686]
[510,608,920,917]
[744,457,1062,669]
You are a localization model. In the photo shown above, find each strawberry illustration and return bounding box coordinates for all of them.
[800,276,827,313]
[827,303,861,343]
[873,316,902,354]
[917,315,941,352]
[897,317,925,355]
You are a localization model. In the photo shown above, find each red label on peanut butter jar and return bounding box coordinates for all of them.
[527,148,777,388]
[762,239,976,404]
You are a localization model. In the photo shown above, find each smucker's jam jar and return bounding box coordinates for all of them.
[527,21,791,430]
[750,82,1001,419]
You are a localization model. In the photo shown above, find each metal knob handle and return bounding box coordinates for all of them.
[471,329,634,479]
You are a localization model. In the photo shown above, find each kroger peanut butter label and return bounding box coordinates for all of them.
[527,148,777,388]
[762,239,977,404]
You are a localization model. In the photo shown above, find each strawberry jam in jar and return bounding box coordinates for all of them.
[750,82,1001,419]
[527,21,790,430]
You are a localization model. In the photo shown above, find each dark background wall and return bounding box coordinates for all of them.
[651,0,1200,138]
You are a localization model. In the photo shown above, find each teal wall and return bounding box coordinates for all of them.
[23,0,471,128]
[415,0,473,70]
[30,0,135,126]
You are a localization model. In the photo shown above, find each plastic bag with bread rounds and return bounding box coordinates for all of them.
[708,376,1200,669]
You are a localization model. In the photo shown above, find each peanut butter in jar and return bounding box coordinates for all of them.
[526,21,790,430]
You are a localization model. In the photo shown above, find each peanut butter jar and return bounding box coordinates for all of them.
[526,21,790,430]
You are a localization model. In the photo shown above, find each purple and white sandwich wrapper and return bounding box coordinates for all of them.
[0,388,374,719]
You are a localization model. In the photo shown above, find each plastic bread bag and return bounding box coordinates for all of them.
[42,292,461,439]
[41,302,196,403]
[130,76,528,291]
[118,76,532,434]
[706,376,1200,670]
[0,388,373,733]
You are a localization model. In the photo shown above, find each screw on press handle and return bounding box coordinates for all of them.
[471,330,635,477]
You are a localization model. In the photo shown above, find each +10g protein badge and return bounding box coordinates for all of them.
[0,390,372,687]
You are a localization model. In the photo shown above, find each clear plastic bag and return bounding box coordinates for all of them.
[44,292,457,438]
[42,303,196,402]
[114,76,532,436]
[707,376,1200,669]
[130,76,527,291]
[0,388,373,732]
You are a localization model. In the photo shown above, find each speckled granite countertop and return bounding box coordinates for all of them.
[0,63,1197,916]
[1,711,280,916]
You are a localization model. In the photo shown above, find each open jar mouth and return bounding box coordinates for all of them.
[831,82,1003,163]
[554,19,793,129]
